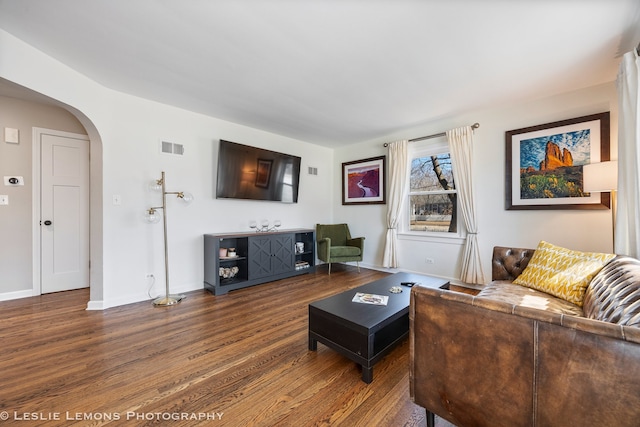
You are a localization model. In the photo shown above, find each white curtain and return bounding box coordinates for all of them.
[447,126,485,284]
[382,140,408,268]
[615,48,640,257]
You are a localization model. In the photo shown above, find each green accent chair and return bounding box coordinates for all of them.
[316,223,365,274]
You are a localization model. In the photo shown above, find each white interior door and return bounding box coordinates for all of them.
[40,131,89,293]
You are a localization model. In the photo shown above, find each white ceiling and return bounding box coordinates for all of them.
[0,0,638,148]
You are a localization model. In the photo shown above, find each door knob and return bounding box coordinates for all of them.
[44,220,52,226]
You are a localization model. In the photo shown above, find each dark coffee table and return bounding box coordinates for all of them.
[308,272,448,383]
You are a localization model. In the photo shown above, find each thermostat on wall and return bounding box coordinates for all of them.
[4,176,24,186]
[4,127,19,144]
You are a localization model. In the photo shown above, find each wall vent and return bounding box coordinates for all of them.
[160,141,184,156]
[308,166,318,176]
[161,141,172,154]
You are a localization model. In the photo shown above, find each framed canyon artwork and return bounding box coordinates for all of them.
[505,112,610,210]
[342,156,386,205]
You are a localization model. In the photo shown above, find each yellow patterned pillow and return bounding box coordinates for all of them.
[513,241,615,307]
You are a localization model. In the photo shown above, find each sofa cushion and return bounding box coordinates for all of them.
[477,281,583,316]
[513,241,615,307]
[329,246,361,257]
[583,255,640,327]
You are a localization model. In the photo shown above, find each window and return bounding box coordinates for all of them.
[406,142,458,235]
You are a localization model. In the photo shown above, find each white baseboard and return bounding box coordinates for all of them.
[0,289,36,302]
[359,262,460,285]
[0,290,114,311]
[316,261,397,274]
[94,282,205,310]
[358,262,396,273]
[0,284,204,310]
[86,300,105,310]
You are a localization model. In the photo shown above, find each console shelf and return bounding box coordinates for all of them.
[204,229,316,295]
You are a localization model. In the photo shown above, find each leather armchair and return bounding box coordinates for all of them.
[315,223,364,274]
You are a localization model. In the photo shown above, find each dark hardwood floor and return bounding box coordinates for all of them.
[0,265,454,426]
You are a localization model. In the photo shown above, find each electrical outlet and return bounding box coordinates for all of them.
[425,258,435,264]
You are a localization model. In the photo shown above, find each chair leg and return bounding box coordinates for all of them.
[328,262,331,275]
[357,261,360,272]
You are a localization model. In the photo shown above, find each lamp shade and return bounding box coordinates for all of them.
[583,161,618,192]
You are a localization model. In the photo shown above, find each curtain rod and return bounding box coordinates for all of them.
[383,122,480,147]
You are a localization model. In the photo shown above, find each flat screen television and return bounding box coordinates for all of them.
[216,140,301,203]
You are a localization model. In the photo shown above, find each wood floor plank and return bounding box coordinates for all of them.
[0,265,441,426]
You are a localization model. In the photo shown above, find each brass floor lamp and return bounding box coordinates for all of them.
[144,171,193,306]
[583,160,618,252]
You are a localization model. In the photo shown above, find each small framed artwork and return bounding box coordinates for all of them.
[505,112,610,210]
[342,155,386,205]
[255,159,272,188]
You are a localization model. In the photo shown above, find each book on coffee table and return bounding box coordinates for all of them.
[352,292,388,306]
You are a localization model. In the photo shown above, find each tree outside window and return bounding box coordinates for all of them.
[409,152,457,233]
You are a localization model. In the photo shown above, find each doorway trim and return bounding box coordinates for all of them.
[32,127,90,296]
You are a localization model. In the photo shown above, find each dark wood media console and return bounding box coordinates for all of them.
[204,229,315,295]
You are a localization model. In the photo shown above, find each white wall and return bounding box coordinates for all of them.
[99,95,332,308]
[0,27,619,305]
[0,29,333,308]
[334,82,617,283]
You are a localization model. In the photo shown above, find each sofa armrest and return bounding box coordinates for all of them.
[410,286,640,427]
[410,287,536,426]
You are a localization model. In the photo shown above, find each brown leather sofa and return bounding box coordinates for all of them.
[410,246,640,427]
